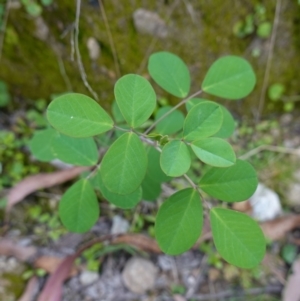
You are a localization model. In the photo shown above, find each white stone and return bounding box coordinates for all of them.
[87,37,101,60]
[249,183,282,221]
[133,8,168,38]
[111,215,129,234]
[79,271,99,286]
[122,257,157,294]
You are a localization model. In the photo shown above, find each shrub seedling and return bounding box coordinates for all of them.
[29,51,266,269]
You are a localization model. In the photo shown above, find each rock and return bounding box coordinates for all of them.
[133,8,168,38]
[249,183,282,222]
[34,17,49,41]
[79,271,99,286]
[122,257,157,294]
[157,255,173,271]
[111,215,129,234]
[87,37,101,61]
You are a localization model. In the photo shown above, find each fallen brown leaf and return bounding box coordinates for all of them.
[6,166,88,212]
[0,239,37,261]
[18,276,39,301]
[283,258,300,301]
[112,233,161,253]
[260,214,300,241]
[37,253,77,301]
[34,256,78,277]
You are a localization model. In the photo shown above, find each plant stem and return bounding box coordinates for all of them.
[144,89,202,135]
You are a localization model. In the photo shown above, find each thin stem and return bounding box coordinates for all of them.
[239,144,300,160]
[256,0,282,122]
[97,0,121,78]
[75,0,99,100]
[144,89,202,135]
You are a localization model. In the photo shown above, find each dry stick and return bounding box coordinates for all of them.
[136,0,181,74]
[143,89,203,135]
[75,0,99,100]
[256,0,282,122]
[0,0,11,62]
[239,144,300,160]
[189,285,282,301]
[97,0,121,78]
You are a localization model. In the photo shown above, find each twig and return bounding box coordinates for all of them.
[0,0,11,62]
[74,0,99,100]
[256,0,282,122]
[56,55,73,91]
[239,144,300,160]
[97,0,121,78]
[136,0,181,74]
[189,285,282,300]
[143,89,202,135]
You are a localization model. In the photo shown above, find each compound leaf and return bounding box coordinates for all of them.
[100,132,147,195]
[95,171,142,209]
[114,74,156,128]
[202,56,256,100]
[47,93,113,137]
[155,188,203,255]
[191,138,236,167]
[148,52,190,98]
[59,179,99,233]
[183,102,223,141]
[199,160,258,202]
[155,106,185,135]
[52,133,98,166]
[160,140,191,177]
[210,208,266,268]
[28,128,57,162]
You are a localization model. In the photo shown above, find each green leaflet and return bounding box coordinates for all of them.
[155,188,203,255]
[52,133,98,166]
[59,179,99,233]
[160,140,191,177]
[191,138,236,167]
[28,128,57,162]
[155,106,185,135]
[148,51,190,98]
[95,170,142,209]
[202,56,256,100]
[199,159,258,202]
[210,208,266,268]
[114,74,156,128]
[47,93,114,137]
[100,132,147,195]
[186,98,235,139]
[183,102,223,141]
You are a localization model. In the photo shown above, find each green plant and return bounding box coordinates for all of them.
[233,4,272,46]
[29,51,266,269]
[21,0,52,17]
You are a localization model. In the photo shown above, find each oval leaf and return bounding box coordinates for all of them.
[199,159,258,202]
[186,98,235,138]
[59,179,99,233]
[141,174,162,201]
[210,208,266,268]
[183,102,223,141]
[52,133,98,166]
[95,171,142,209]
[47,93,114,137]
[160,140,191,177]
[202,56,256,100]
[28,128,57,162]
[100,132,147,195]
[155,188,203,255]
[155,106,185,135]
[191,138,236,167]
[148,51,190,98]
[114,74,156,128]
